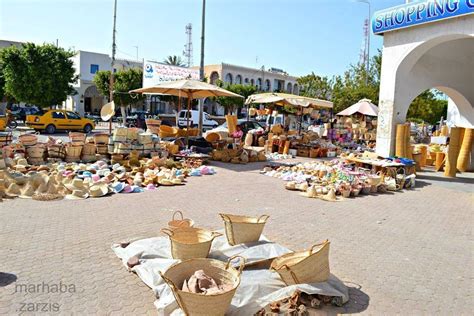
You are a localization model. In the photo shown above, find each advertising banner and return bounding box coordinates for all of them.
[142,60,199,87]
[372,0,474,35]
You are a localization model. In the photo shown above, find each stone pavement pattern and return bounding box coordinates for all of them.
[0,160,473,315]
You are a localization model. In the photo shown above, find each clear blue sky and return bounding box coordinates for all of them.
[0,0,402,77]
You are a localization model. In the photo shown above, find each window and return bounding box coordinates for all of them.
[90,64,99,74]
[205,113,211,120]
[66,111,81,119]
[51,111,66,119]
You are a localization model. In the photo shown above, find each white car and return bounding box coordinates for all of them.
[177,110,218,131]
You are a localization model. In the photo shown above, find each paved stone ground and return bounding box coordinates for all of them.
[1,160,473,315]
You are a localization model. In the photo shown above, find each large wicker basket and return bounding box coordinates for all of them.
[270,240,330,285]
[161,227,222,260]
[219,213,269,246]
[159,256,245,316]
[159,125,178,138]
[168,211,195,230]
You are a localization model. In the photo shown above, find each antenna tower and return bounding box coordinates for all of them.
[359,18,369,67]
[183,23,193,67]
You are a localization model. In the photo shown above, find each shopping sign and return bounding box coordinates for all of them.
[143,60,199,87]
[372,0,474,35]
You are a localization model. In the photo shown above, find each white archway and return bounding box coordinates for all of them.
[376,15,474,156]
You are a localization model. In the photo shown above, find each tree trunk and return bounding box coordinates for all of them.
[121,104,126,126]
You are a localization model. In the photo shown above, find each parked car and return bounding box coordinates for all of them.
[12,106,42,122]
[204,119,264,138]
[177,110,218,130]
[26,110,95,134]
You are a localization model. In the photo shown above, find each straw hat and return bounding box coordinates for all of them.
[65,189,89,200]
[19,182,36,199]
[89,182,111,198]
[65,178,87,192]
[319,188,342,202]
[100,101,115,121]
[5,183,21,197]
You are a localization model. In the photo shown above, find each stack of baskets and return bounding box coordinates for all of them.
[137,132,153,156]
[94,133,109,156]
[444,127,462,177]
[65,132,85,162]
[81,140,97,162]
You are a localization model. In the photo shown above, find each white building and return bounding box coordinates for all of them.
[198,63,299,115]
[65,50,142,115]
[373,0,474,158]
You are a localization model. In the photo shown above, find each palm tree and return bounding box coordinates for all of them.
[164,55,186,67]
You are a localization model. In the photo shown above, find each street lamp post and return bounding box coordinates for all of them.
[356,0,371,85]
[198,0,206,135]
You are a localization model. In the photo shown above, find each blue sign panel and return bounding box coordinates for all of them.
[372,0,474,35]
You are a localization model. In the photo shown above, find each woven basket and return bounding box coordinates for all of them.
[168,211,195,230]
[65,144,82,158]
[127,128,139,140]
[270,240,330,285]
[435,152,445,171]
[188,128,199,137]
[160,125,178,138]
[26,145,45,158]
[48,144,66,159]
[93,133,109,144]
[219,213,269,246]
[161,227,222,260]
[82,143,96,155]
[159,256,245,316]
[69,132,86,145]
[205,132,221,142]
[19,134,38,147]
[0,132,12,146]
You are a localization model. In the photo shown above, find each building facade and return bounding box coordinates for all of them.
[197,63,299,115]
[64,51,142,115]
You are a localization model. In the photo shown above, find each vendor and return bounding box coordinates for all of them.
[230,124,243,146]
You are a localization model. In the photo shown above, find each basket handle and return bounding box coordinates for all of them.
[172,210,184,221]
[257,215,270,223]
[226,255,246,276]
[161,228,174,237]
[309,239,329,254]
[281,264,301,284]
[219,213,231,223]
[210,231,223,240]
[158,271,177,291]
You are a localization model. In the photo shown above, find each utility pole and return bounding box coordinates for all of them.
[356,0,371,85]
[109,0,117,134]
[198,0,206,135]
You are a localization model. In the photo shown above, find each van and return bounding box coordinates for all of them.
[177,110,218,131]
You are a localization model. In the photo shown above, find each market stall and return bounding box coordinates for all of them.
[335,99,378,149]
[261,152,416,201]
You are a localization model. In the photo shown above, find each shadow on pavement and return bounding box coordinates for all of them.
[338,281,370,314]
[0,272,17,287]
[417,173,474,185]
